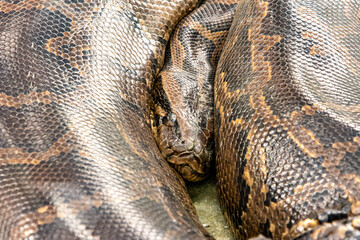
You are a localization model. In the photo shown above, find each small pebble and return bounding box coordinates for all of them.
[352,218,360,228]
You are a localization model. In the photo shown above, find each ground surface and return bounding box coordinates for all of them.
[188,174,234,240]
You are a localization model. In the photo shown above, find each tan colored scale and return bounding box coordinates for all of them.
[0,131,75,165]
[0,0,217,239]
[215,0,360,239]
[0,91,54,108]
[152,0,237,182]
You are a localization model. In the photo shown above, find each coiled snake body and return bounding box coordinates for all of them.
[215,0,360,239]
[1,0,360,239]
[0,0,210,239]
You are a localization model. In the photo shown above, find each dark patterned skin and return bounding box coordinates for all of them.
[2,0,360,239]
[215,0,360,239]
[151,0,237,182]
[0,0,214,239]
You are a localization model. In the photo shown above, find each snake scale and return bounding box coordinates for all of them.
[0,0,211,239]
[215,0,360,239]
[1,0,360,240]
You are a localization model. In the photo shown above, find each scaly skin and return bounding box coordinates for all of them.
[215,0,360,239]
[152,0,238,182]
[0,0,212,239]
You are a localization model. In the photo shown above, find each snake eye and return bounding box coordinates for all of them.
[162,113,177,127]
[169,113,177,123]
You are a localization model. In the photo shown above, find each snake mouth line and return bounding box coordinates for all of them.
[166,151,210,182]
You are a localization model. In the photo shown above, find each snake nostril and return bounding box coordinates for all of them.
[194,143,202,154]
[172,144,187,153]
[185,140,194,151]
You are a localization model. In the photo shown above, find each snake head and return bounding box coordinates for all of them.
[151,75,214,182]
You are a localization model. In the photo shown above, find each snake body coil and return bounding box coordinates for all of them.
[0,0,213,239]
[2,0,360,239]
[215,0,360,239]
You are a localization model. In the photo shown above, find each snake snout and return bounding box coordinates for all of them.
[151,109,213,181]
[166,136,212,182]
[154,126,212,181]
[168,150,211,182]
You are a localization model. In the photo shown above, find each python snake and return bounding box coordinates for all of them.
[215,0,360,239]
[0,0,211,239]
[1,0,360,240]
[151,0,237,182]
